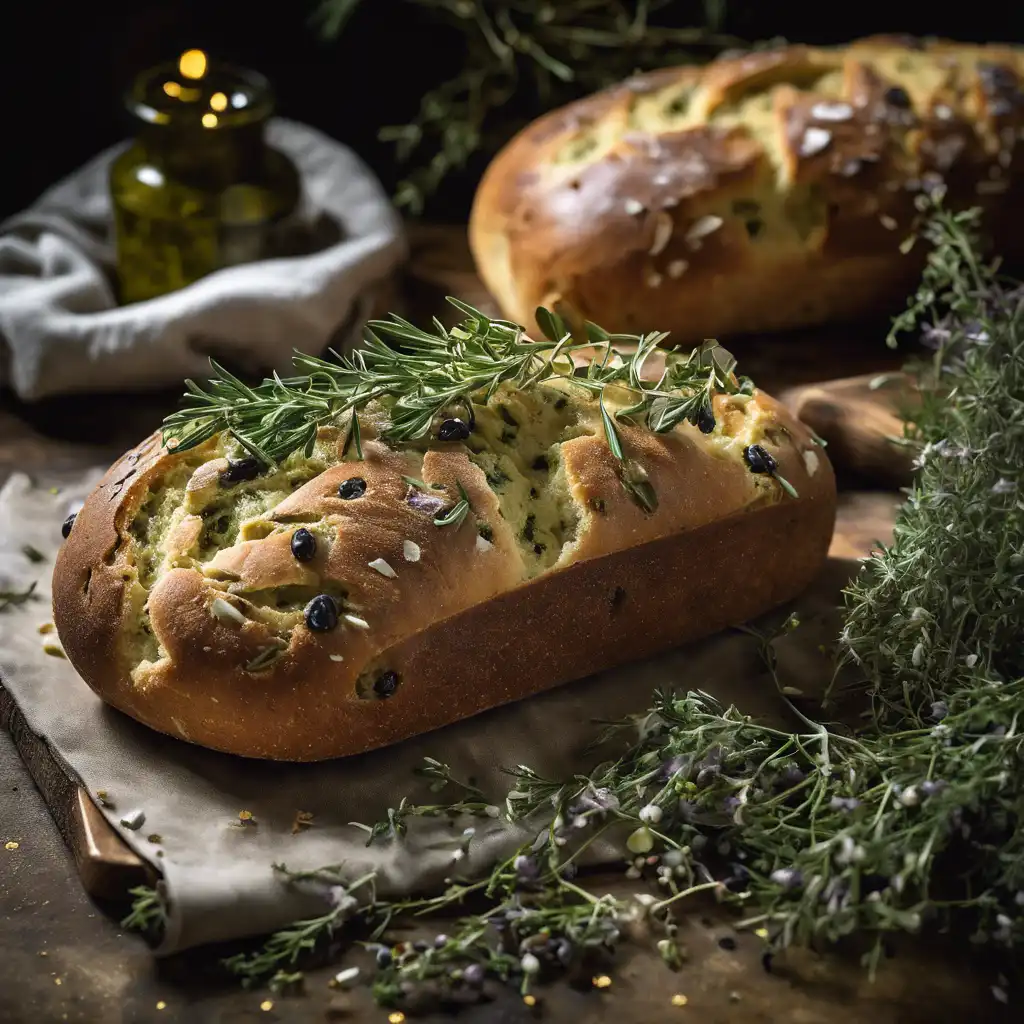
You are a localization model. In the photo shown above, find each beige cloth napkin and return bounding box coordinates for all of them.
[0,468,859,954]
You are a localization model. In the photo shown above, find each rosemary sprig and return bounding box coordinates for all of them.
[347,761,498,847]
[163,300,577,461]
[162,301,769,511]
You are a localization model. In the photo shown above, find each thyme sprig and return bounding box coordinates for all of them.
[348,760,498,846]
[222,871,377,989]
[161,301,766,511]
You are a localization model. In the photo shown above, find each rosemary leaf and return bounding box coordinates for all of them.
[341,408,363,461]
[535,305,567,344]
[598,392,624,461]
[121,885,167,939]
[401,475,438,491]
[433,481,472,529]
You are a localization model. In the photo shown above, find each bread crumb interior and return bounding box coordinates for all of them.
[118,380,773,682]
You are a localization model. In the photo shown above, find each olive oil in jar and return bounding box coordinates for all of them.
[110,50,301,305]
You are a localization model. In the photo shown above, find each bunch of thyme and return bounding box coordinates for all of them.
[127,197,1023,1008]
[311,0,755,213]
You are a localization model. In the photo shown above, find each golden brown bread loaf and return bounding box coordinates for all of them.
[52,334,836,762]
[470,35,1024,343]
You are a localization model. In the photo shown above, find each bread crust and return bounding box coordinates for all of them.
[52,389,836,761]
[470,36,1024,341]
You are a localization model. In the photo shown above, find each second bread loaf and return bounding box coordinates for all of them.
[470,36,1024,343]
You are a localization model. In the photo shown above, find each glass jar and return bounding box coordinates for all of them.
[110,50,302,305]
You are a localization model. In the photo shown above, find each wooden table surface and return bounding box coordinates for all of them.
[0,229,1008,1023]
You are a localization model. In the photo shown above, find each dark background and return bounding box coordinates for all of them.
[6,1,1024,222]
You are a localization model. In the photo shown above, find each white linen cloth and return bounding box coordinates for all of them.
[0,119,406,400]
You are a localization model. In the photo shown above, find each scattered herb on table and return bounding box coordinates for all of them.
[127,195,1023,1009]
[218,872,377,989]
[122,885,168,940]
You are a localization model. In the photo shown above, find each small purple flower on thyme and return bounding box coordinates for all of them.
[830,796,861,813]
[520,953,540,975]
[833,836,865,867]
[770,867,804,891]
[920,324,952,349]
[576,787,619,814]
[898,786,921,807]
[638,803,663,824]
[778,764,806,788]
[660,755,690,781]
[513,854,539,881]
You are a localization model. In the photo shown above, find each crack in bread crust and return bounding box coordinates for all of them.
[52,385,836,760]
